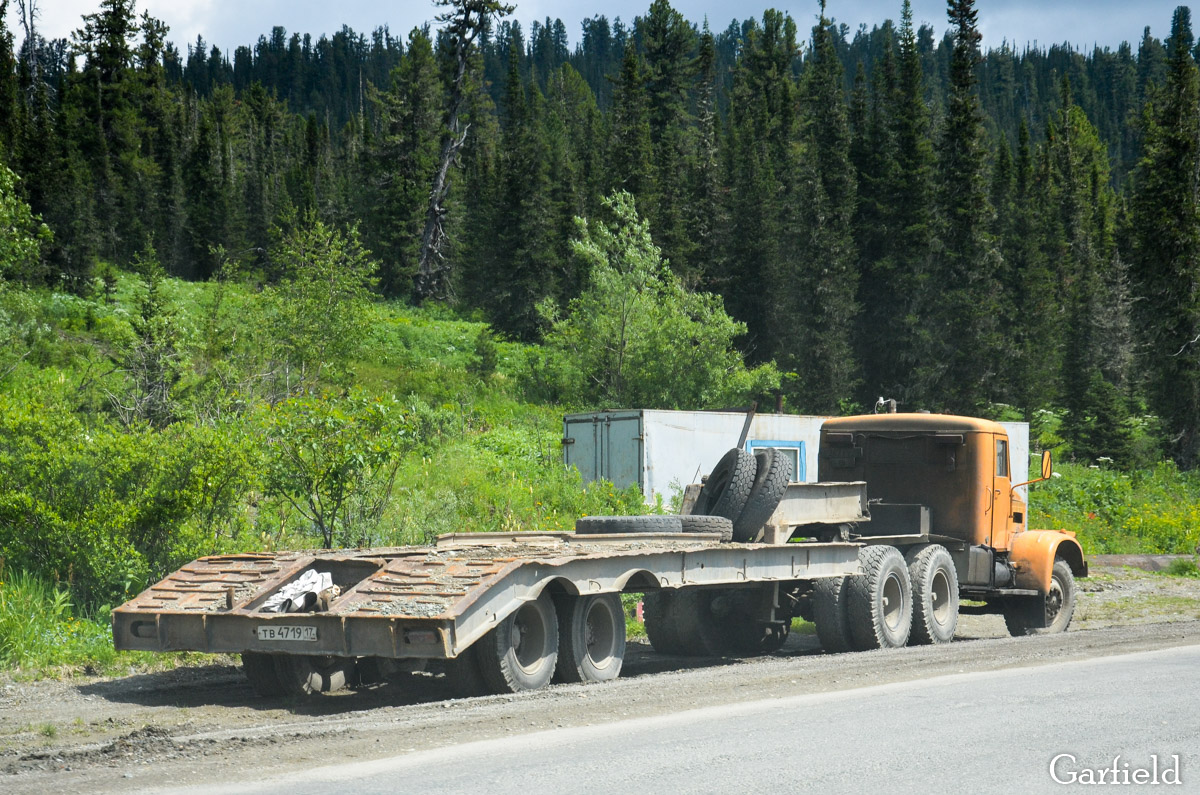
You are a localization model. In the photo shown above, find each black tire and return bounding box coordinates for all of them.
[694,448,757,522]
[241,652,286,697]
[475,590,559,693]
[732,448,792,542]
[847,545,913,650]
[553,593,626,683]
[444,643,490,698]
[680,514,734,542]
[668,588,727,656]
[907,545,959,645]
[273,654,357,696]
[1003,559,1077,636]
[812,576,853,653]
[643,591,688,655]
[575,515,684,535]
[711,587,790,655]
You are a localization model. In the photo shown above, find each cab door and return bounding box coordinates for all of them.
[989,434,1013,550]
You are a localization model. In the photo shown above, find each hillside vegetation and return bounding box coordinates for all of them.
[3,0,1200,675]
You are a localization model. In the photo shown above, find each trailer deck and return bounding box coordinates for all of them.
[112,533,861,660]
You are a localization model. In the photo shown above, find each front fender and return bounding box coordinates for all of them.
[1010,530,1087,593]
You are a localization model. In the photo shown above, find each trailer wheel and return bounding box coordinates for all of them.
[476,590,559,693]
[1003,559,1077,636]
[732,448,792,542]
[812,576,853,653]
[669,588,727,656]
[680,514,734,541]
[694,448,757,522]
[273,654,357,696]
[554,593,626,683]
[643,591,688,655]
[241,652,286,697]
[444,643,490,698]
[575,515,684,535]
[907,545,959,645]
[847,545,913,650]
[712,587,791,655]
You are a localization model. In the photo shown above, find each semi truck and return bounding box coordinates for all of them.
[111,413,1085,698]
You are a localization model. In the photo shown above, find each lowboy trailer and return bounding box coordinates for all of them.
[113,413,1087,698]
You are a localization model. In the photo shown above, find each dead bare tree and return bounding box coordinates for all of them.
[15,0,37,83]
[413,0,514,303]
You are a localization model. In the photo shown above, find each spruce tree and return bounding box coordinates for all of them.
[921,0,1002,413]
[772,5,859,413]
[1130,7,1200,466]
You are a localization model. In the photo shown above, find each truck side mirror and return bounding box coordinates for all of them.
[1013,449,1053,492]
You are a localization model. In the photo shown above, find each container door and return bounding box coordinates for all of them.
[601,414,644,491]
[563,413,644,491]
[563,415,601,483]
[990,434,1012,550]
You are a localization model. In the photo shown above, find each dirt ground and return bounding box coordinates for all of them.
[2,560,1199,794]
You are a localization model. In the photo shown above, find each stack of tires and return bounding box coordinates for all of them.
[573,446,792,544]
[574,448,794,659]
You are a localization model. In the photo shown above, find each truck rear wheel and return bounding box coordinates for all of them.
[1003,559,1077,636]
[273,654,357,696]
[907,545,959,645]
[812,576,853,653]
[476,590,559,693]
[554,593,626,683]
[847,545,913,650]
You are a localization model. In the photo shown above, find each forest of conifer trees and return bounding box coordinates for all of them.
[2,0,1200,469]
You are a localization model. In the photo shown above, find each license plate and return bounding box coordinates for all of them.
[257,625,318,642]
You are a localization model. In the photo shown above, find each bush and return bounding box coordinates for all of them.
[1164,558,1200,578]
[0,397,261,604]
[539,191,779,409]
[1031,461,1200,554]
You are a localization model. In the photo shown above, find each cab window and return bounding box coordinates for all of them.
[995,437,1009,478]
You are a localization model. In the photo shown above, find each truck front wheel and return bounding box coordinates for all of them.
[1003,559,1077,636]
[847,545,913,650]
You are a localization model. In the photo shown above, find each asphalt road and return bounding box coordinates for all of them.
[219,644,1200,795]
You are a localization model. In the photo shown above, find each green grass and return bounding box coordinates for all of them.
[0,567,215,679]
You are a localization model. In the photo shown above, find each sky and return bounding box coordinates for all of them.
[4,1,1191,55]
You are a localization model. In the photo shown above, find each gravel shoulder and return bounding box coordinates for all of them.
[2,562,1199,794]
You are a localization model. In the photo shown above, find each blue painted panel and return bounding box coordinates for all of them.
[745,439,806,482]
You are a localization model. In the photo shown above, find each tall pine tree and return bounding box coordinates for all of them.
[1130,7,1200,466]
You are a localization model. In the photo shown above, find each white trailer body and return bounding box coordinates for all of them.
[563,409,1030,504]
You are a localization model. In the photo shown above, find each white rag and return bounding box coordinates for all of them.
[260,570,335,613]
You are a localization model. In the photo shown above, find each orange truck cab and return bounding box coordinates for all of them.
[819,413,1087,634]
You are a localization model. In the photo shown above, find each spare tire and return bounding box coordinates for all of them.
[732,448,792,542]
[680,514,734,542]
[694,448,757,522]
[575,515,684,535]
